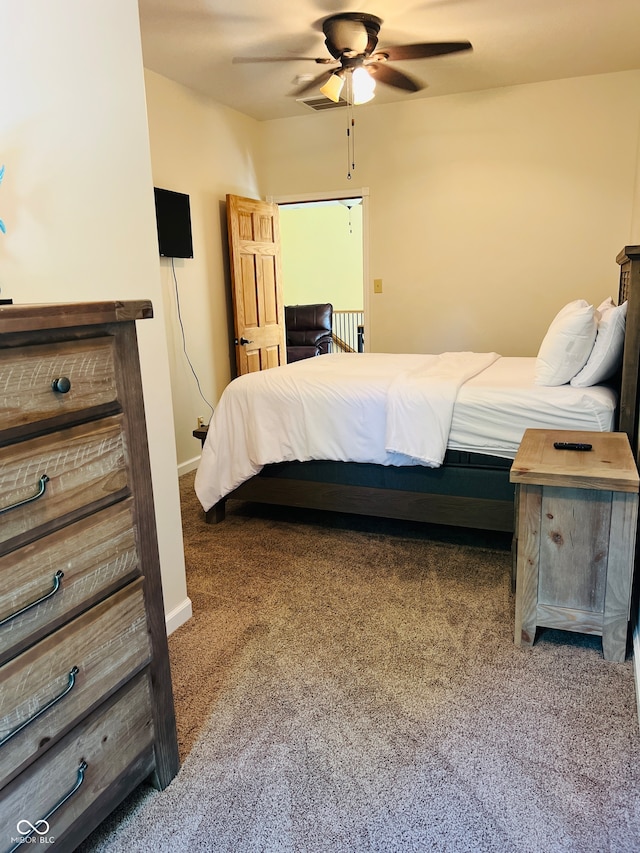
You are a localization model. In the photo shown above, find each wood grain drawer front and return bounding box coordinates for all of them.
[0,337,117,432]
[0,416,129,554]
[0,501,140,666]
[0,673,154,853]
[0,580,151,790]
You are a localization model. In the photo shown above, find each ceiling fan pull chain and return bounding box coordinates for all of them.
[351,117,356,178]
[346,78,355,180]
[346,119,351,180]
[346,80,351,179]
[347,117,356,180]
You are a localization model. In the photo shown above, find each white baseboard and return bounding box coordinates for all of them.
[178,455,200,478]
[167,459,198,636]
[165,596,193,635]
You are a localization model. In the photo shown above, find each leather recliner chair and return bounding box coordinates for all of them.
[285,303,333,363]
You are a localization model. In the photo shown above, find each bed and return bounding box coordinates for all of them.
[195,246,640,533]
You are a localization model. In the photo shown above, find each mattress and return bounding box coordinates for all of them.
[449,356,617,458]
[195,352,617,512]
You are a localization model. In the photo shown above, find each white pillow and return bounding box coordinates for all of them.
[596,297,615,313]
[570,299,627,387]
[534,299,597,386]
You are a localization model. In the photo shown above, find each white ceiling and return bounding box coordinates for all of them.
[137,0,640,122]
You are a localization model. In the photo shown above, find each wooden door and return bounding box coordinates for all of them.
[226,194,286,375]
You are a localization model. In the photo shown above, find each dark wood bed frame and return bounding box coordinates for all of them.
[206,246,640,533]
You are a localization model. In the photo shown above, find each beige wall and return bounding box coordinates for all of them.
[262,71,640,356]
[144,71,263,474]
[1,1,190,632]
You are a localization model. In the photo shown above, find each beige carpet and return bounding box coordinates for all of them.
[81,473,640,852]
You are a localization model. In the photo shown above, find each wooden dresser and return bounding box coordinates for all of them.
[0,301,179,852]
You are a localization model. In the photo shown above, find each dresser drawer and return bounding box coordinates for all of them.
[0,416,129,554]
[0,500,140,665]
[0,337,117,433]
[0,580,151,789]
[0,673,154,853]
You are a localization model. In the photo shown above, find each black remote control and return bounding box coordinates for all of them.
[553,441,592,451]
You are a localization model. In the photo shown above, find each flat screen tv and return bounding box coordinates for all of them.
[153,187,193,258]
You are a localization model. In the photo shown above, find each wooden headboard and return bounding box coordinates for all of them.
[617,245,640,461]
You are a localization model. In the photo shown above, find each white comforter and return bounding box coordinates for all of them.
[195,352,499,512]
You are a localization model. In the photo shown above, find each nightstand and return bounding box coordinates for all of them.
[193,426,208,447]
[510,429,639,661]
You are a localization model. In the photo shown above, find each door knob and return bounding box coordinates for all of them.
[238,337,253,346]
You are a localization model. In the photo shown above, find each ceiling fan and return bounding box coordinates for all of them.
[233,12,472,103]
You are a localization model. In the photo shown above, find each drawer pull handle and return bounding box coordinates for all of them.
[9,761,88,853]
[0,570,64,629]
[0,473,49,516]
[51,376,71,394]
[0,666,79,748]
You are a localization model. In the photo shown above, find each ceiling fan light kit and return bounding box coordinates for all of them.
[319,71,344,103]
[351,66,376,104]
[320,66,376,105]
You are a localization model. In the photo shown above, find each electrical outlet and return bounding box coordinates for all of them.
[197,416,205,429]
[373,278,383,294]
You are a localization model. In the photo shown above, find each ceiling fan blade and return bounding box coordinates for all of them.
[370,64,424,93]
[376,41,472,62]
[289,69,335,97]
[233,56,331,64]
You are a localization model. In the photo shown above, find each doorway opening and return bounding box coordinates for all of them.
[270,189,369,354]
